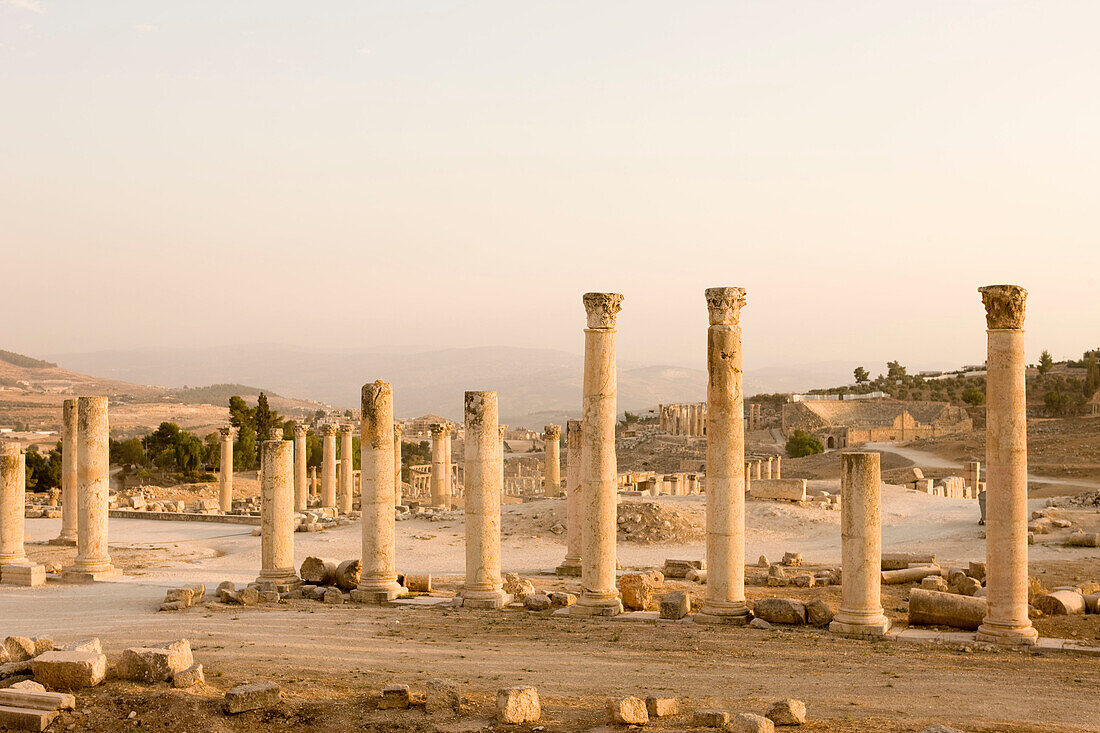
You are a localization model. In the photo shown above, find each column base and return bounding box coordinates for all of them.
[460,591,513,610]
[1,564,46,587]
[256,576,301,594]
[694,602,752,626]
[569,594,623,617]
[976,621,1038,646]
[829,616,891,639]
[555,561,582,577]
[48,534,78,547]
[0,555,30,566]
[350,583,406,604]
[61,566,121,584]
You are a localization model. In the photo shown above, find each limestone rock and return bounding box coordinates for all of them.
[8,680,45,692]
[425,678,462,714]
[172,663,205,688]
[781,552,802,567]
[734,712,775,732]
[749,617,773,630]
[952,576,983,597]
[119,640,194,683]
[753,598,806,625]
[694,709,731,727]
[918,727,964,733]
[805,600,834,628]
[322,587,344,605]
[766,698,806,725]
[502,573,535,600]
[921,576,950,592]
[619,573,656,610]
[791,574,815,588]
[61,638,102,654]
[406,573,432,593]
[224,681,281,714]
[607,696,648,725]
[497,686,540,723]
[236,587,260,606]
[524,593,551,611]
[335,559,362,590]
[757,555,769,567]
[645,696,679,717]
[379,684,411,710]
[300,556,338,585]
[3,637,35,663]
[1034,590,1086,615]
[31,637,54,656]
[31,651,106,689]
[662,559,704,578]
[659,591,691,619]
[549,592,576,608]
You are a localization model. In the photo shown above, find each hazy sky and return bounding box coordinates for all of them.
[3,1,1098,374]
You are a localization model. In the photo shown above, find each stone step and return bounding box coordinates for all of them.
[0,705,59,732]
[0,688,76,711]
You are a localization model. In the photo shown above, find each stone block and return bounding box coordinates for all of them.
[61,639,101,655]
[119,640,193,683]
[1,564,46,587]
[237,587,260,606]
[224,682,281,714]
[952,576,983,597]
[1034,590,1086,616]
[734,713,775,732]
[501,573,531,599]
[805,600,834,627]
[753,598,806,625]
[524,593,551,611]
[172,663,204,688]
[607,696,648,725]
[0,705,58,731]
[659,591,691,619]
[3,638,35,663]
[921,576,950,592]
[662,559,704,579]
[694,709,730,727]
[496,686,540,723]
[164,587,195,607]
[766,698,806,725]
[8,681,45,692]
[907,588,986,630]
[791,574,815,588]
[781,552,803,567]
[619,573,656,611]
[645,696,679,717]
[0,687,76,711]
[749,479,807,502]
[406,573,433,593]
[30,651,106,689]
[749,617,772,630]
[322,587,344,605]
[549,592,576,607]
[425,678,461,714]
[379,684,411,710]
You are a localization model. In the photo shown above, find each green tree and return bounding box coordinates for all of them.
[174,433,205,473]
[1084,355,1100,398]
[1045,390,1071,416]
[961,386,985,406]
[785,430,824,458]
[853,366,870,383]
[24,446,60,491]
[1038,350,1054,375]
[253,392,281,440]
[114,438,146,469]
[886,361,907,380]
[236,425,257,470]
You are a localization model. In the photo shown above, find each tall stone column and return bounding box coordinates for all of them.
[293,424,308,512]
[775,455,782,479]
[309,466,317,497]
[65,396,117,581]
[393,424,404,506]
[0,443,28,566]
[658,404,665,433]
[321,424,337,508]
[753,460,762,480]
[257,439,299,589]
[830,451,890,638]
[557,419,583,576]
[499,425,507,498]
[54,399,79,544]
[460,391,508,608]
[669,474,683,496]
[744,462,751,493]
[544,424,561,497]
[696,287,750,625]
[766,456,773,479]
[444,426,454,503]
[976,285,1037,645]
[429,424,449,508]
[351,381,405,603]
[965,461,981,490]
[571,292,624,617]
[218,426,235,513]
[338,425,354,514]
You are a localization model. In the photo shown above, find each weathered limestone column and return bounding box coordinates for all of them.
[218,426,235,512]
[753,460,762,480]
[744,462,751,493]
[321,424,337,508]
[0,443,28,566]
[54,399,79,544]
[544,424,561,497]
[460,391,508,608]
[658,404,666,433]
[429,423,449,508]
[393,424,404,506]
[775,455,782,480]
[338,425,354,514]
[351,381,405,603]
[695,287,750,625]
[830,451,890,638]
[293,424,308,512]
[556,419,583,575]
[766,456,773,479]
[976,285,1038,646]
[571,292,624,617]
[309,466,317,497]
[257,438,299,589]
[66,396,117,581]
[498,425,507,497]
[669,474,683,496]
[965,461,981,491]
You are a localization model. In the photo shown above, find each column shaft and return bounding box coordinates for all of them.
[461,391,507,607]
[219,427,235,512]
[258,439,297,586]
[56,399,79,543]
[339,427,354,514]
[321,425,337,508]
[0,443,28,565]
[69,397,115,578]
[293,426,308,512]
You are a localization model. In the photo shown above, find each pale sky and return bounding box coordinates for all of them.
[2,1,1098,373]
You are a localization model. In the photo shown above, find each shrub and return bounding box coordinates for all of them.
[786,430,825,458]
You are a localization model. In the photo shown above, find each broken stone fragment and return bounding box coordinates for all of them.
[766,698,807,725]
[548,592,576,607]
[753,598,806,625]
[224,681,281,714]
[805,600,834,628]
[659,591,690,619]
[619,573,656,610]
[694,709,731,727]
[3,637,36,663]
[496,686,540,723]
[734,712,775,732]
[425,678,461,714]
[31,651,106,690]
[172,663,204,688]
[607,696,648,725]
[645,696,679,717]
[523,593,551,611]
[379,684,411,710]
[118,640,193,683]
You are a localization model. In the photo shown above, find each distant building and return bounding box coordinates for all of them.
[781,399,972,449]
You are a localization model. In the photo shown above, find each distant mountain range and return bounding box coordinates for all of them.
[47,344,865,425]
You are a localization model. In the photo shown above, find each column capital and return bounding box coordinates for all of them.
[704,287,747,326]
[979,284,1027,330]
[544,424,561,440]
[393,423,404,439]
[321,423,338,437]
[336,423,353,437]
[583,292,623,329]
[293,423,308,438]
[219,425,238,441]
[268,427,283,440]
[429,423,448,438]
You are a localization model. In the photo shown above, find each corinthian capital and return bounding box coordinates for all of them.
[705,287,747,326]
[979,284,1027,330]
[583,292,623,329]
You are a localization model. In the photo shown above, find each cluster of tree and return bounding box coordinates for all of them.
[399,440,432,482]
[23,442,62,492]
[228,393,282,470]
[785,430,824,458]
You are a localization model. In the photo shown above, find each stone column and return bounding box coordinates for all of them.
[965,461,981,490]
[669,474,683,496]
[557,419,583,575]
[744,462,751,493]
[775,455,782,480]
[429,423,449,508]
[571,292,624,617]
[293,424,308,512]
[444,426,454,502]
[309,466,318,497]
[393,424,404,506]
[753,460,762,480]
[0,443,28,566]
[66,396,117,581]
[321,424,337,508]
[338,425,354,514]
[976,285,1037,645]
[218,426,235,512]
[658,404,665,433]
[460,391,508,608]
[257,438,299,589]
[351,381,405,603]
[54,399,79,544]
[695,287,750,625]
[766,456,773,479]
[830,451,890,638]
[544,424,561,497]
